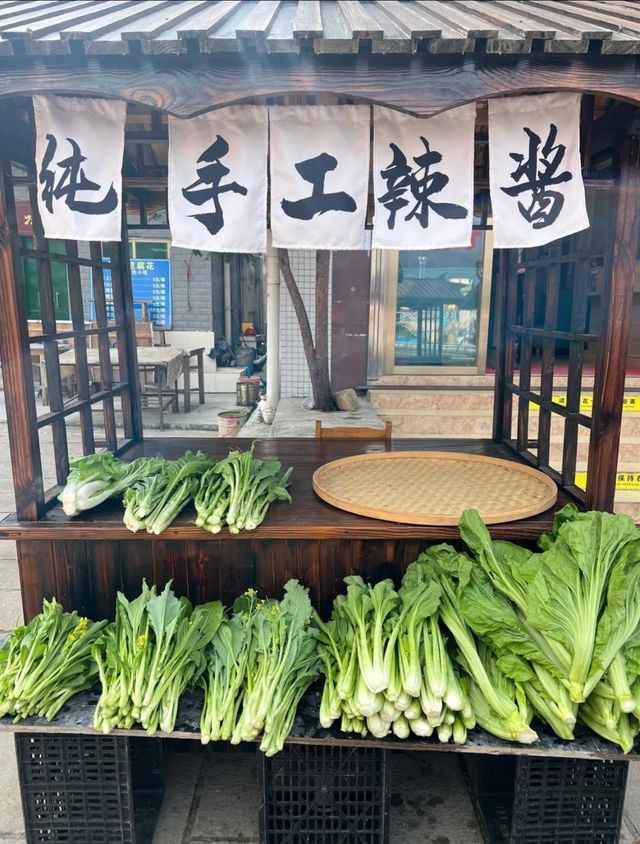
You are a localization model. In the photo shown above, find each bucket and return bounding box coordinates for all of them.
[217,409,249,438]
[236,376,261,407]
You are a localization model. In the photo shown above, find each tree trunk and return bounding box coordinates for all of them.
[314,250,334,410]
[278,248,335,411]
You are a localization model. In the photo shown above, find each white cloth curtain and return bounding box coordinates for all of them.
[33,95,127,241]
[489,93,589,248]
[269,106,370,250]
[168,106,268,253]
[372,103,476,250]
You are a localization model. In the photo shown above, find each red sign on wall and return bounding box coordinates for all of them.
[15,200,33,236]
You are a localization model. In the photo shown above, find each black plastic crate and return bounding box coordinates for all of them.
[260,744,390,843]
[16,733,164,844]
[464,754,628,844]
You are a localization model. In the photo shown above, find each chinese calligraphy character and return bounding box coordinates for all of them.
[23,213,32,228]
[145,262,154,270]
[378,137,468,230]
[39,135,118,215]
[182,135,247,235]
[500,124,572,229]
[281,152,356,220]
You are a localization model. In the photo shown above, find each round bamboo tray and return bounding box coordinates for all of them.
[312,451,558,526]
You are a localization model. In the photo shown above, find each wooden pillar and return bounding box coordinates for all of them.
[586,137,640,511]
[0,165,44,519]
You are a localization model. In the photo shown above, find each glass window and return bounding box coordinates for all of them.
[394,233,486,367]
[131,240,169,260]
[21,236,70,321]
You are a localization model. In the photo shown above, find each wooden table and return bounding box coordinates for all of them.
[0,438,573,622]
[181,346,205,412]
[59,346,185,430]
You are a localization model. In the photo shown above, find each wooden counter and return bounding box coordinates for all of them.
[0,437,570,622]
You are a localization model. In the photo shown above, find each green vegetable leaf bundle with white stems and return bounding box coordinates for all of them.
[200,590,260,743]
[200,581,319,755]
[123,451,213,535]
[408,545,538,744]
[520,506,638,704]
[0,598,107,721]
[195,445,292,534]
[93,580,223,735]
[229,580,320,756]
[60,452,165,517]
[316,568,475,741]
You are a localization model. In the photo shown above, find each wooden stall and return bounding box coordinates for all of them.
[0,1,640,840]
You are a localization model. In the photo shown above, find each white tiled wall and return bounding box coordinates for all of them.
[279,251,332,399]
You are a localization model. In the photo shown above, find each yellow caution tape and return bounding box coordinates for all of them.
[529,395,640,413]
[575,472,640,491]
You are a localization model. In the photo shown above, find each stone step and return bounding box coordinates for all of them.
[388,432,640,466]
[370,374,640,390]
[379,408,640,438]
[615,502,640,523]
[370,388,640,414]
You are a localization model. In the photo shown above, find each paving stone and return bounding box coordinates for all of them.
[0,539,16,561]
[390,753,482,844]
[0,560,20,590]
[0,733,24,837]
[189,751,260,842]
[0,589,23,632]
[152,750,202,844]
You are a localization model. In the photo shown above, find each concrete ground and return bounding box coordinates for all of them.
[1,391,640,842]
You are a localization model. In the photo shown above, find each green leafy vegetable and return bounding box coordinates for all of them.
[59,453,164,517]
[0,599,107,721]
[93,580,223,734]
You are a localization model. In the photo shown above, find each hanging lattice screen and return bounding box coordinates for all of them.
[493,193,604,505]
[0,103,141,518]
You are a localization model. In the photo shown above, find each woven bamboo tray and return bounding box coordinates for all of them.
[312,451,558,526]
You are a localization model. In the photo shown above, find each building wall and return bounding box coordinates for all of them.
[279,251,332,399]
[331,251,371,392]
[170,246,214,332]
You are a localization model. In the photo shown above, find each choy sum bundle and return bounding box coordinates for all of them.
[0,599,107,721]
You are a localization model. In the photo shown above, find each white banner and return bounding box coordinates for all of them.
[269,106,370,250]
[489,93,589,248]
[33,96,126,241]
[373,104,476,250]
[168,106,267,253]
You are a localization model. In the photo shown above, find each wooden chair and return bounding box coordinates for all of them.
[314,420,392,439]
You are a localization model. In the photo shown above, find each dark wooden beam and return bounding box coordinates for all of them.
[586,137,640,511]
[0,54,639,117]
[0,164,44,519]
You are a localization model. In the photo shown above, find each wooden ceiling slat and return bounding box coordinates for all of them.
[1,0,640,54]
[235,0,282,37]
[292,0,322,38]
[493,0,605,39]
[529,0,640,37]
[61,1,176,40]
[116,0,210,40]
[336,0,384,39]
[373,0,441,38]
[314,0,359,54]
[449,0,557,39]
[266,2,300,53]
[0,0,96,32]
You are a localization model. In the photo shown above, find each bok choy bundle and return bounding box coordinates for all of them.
[123,451,213,535]
[59,452,164,516]
[194,444,292,534]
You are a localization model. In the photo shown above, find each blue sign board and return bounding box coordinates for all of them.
[90,259,172,327]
